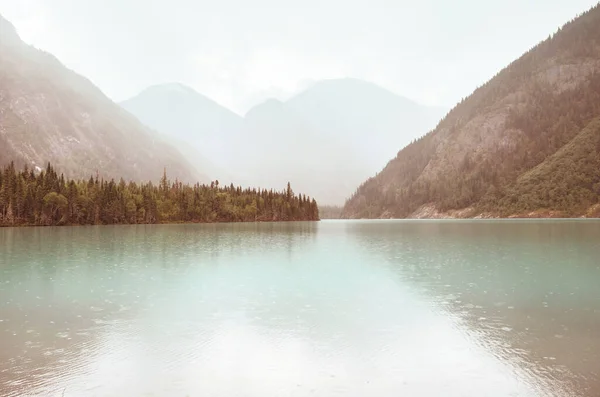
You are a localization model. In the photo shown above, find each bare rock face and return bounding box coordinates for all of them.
[0,14,198,183]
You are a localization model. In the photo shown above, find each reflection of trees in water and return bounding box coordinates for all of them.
[344,220,600,397]
[0,223,324,395]
[1,222,319,272]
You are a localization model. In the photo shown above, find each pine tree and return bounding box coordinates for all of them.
[0,163,320,226]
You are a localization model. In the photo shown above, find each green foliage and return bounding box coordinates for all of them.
[491,118,600,216]
[0,163,319,226]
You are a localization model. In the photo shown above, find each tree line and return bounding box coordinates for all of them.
[0,163,320,226]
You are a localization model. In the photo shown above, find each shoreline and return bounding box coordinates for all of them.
[0,218,321,229]
[338,203,600,220]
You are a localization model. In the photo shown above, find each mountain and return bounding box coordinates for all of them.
[0,14,197,183]
[120,83,244,182]
[239,96,366,205]
[243,78,445,205]
[285,78,446,170]
[342,3,600,219]
[122,79,445,205]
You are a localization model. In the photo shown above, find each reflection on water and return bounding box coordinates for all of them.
[0,220,599,396]
[344,220,600,396]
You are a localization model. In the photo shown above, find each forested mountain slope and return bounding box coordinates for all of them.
[342,3,600,218]
[0,14,198,183]
[495,117,600,217]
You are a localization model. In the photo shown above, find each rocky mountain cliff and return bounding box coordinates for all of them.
[0,14,198,183]
[342,3,600,218]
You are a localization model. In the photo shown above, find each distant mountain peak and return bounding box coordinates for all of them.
[124,82,238,117]
[244,98,285,118]
[120,83,245,182]
[285,77,422,112]
[260,97,284,106]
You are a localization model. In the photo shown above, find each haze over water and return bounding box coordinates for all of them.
[1,220,599,396]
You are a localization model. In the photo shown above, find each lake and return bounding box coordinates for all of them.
[1,220,599,396]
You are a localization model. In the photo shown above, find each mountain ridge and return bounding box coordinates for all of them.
[341,3,600,219]
[0,13,199,183]
[120,82,244,183]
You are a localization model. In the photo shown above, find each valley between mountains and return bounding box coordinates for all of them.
[2,4,600,220]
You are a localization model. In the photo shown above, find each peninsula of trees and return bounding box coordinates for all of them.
[0,163,320,226]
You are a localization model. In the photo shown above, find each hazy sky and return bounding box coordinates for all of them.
[1,0,597,114]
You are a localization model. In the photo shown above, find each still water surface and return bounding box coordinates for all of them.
[1,220,599,396]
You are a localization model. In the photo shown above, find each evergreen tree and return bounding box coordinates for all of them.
[0,163,321,226]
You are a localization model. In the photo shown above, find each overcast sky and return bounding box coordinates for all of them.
[1,0,597,114]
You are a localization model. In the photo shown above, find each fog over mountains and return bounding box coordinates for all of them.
[122,78,446,205]
[3,2,598,218]
[1,6,445,205]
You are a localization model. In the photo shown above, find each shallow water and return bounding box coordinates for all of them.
[1,220,599,396]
